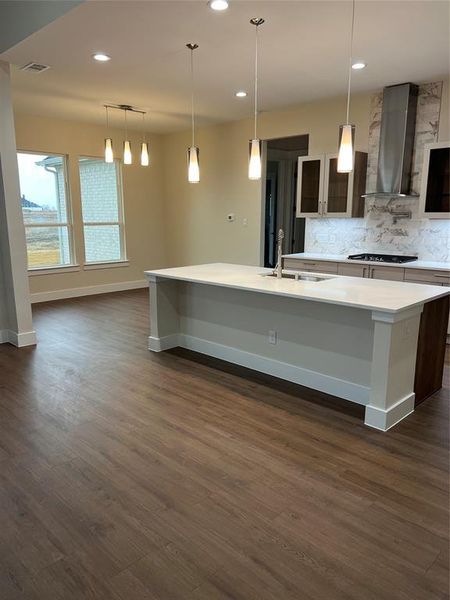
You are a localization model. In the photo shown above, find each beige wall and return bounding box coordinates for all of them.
[14,78,448,296]
[14,114,167,295]
[162,91,373,267]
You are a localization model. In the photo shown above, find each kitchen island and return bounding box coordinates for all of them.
[144,263,449,431]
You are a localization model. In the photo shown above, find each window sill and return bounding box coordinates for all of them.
[28,264,81,276]
[83,260,130,271]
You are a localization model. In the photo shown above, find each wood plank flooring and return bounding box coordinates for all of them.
[0,289,448,600]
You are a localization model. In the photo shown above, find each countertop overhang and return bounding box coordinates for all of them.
[144,263,448,314]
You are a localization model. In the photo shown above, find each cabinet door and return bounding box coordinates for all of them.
[283,258,338,273]
[419,142,450,218]
[296,156,324,217]
[337,262,368,278]
[323,154,351,217]
[369,266,405,281]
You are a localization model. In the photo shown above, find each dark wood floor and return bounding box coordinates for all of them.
[0,289,448,600]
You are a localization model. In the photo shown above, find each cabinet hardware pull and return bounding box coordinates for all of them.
[433,274,449,278]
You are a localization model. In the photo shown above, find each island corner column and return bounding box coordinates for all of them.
[146,275,180,352]
[364,304,424,431]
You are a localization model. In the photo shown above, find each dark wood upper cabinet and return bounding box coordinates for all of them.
[419,142,450,218]
[297,152,367,218]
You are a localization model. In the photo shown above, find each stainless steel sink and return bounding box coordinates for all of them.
[264,272,331,282]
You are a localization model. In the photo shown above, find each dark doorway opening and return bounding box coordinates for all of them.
[264,135,308,268]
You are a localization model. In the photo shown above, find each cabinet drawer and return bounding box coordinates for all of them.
[337,263,367,278]
[283,259,338,274]
[370,266,405,281]
[404,268,450,285]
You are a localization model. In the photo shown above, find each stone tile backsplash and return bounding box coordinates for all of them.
[304,81,450,263]
[305,199,450,261]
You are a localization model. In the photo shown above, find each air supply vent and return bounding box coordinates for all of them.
[20,62,50,73]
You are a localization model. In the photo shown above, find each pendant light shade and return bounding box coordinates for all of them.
[337,124,355,173]
[104,138,114,163]
[248,18,264,181]
[337,0,356,173]
[141,142,149,166]
[187,146,200,183]
[123,140,132,165]
[248,139,262,180]
[186,43,200,183]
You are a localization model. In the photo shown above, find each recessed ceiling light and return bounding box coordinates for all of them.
[235,90,247,97]
[93,53,111,62]
[352,61,366,70]
[208,0,229,11]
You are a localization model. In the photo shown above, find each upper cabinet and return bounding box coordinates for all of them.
[419,142,450,219]
[297,151,367,218]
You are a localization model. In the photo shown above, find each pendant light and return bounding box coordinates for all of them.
[123,108,132,165]
[141,112,149,166]
[248,17,264,181]
[337,0,356,173]
[186,43,200,183]
[104,106,114,163]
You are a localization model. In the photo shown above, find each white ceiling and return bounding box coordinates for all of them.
[1,0,449,134]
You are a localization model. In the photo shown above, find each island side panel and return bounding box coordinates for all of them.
[148,276,180,351]
[365,306,423,431]
[176,281,374,405]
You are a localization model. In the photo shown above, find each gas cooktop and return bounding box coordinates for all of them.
[347,253,418,264]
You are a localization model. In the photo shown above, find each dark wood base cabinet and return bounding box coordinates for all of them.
[414,295,449,405]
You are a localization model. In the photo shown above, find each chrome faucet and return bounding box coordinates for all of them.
[274,228,285,278]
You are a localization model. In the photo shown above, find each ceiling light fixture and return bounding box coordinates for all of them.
[103,104,148,166]
[123,108,132,165]
[93,52,111,62]
[337,0,357,173]
[352,61,366,70]
[141,113,149,166]
[187,43,200,183]
[235,90,247,97]
[208,0,229,11]
[248,17,264,181]
[104,106,114,163]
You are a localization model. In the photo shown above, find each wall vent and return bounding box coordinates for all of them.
[20,62,50,73]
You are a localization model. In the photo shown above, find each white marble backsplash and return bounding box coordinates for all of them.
[305,81,450,263]
[305,201,450,261]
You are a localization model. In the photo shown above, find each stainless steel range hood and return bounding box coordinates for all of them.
[364,83,419,197]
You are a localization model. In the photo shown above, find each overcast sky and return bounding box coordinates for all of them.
[17,153,60,208]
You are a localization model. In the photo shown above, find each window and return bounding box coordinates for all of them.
[79,158,125,263]
[17,152,73,269]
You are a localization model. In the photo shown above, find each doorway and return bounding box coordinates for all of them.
[263,135,308,268]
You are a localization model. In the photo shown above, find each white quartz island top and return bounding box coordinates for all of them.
[145,263,448,314]
[283,252,450,271]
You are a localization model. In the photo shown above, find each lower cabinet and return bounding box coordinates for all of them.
[337,263,368,278]
[369,266,405,281]
[283,258,338,274]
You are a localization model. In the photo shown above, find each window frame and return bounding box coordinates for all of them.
[17,149,77,272]
[78,155,127,266]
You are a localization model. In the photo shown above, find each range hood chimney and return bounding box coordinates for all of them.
[365,82,419,197]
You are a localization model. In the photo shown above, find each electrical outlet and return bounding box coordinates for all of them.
[242,218,248,227]
[268,330,277,344]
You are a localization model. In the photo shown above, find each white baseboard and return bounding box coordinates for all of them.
[31,279,147,303]
[148,333,370,406]
[148,334,179,352]
[0,329,37,347]
[364,393,415,432]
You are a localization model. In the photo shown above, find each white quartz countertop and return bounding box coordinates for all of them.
[283,252,450,271]
[145,263,448,314]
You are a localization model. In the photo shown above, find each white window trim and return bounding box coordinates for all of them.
[28,264,81,276]
[18,149,76,271]
[83,260,129,271]
[79,156,127,265]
